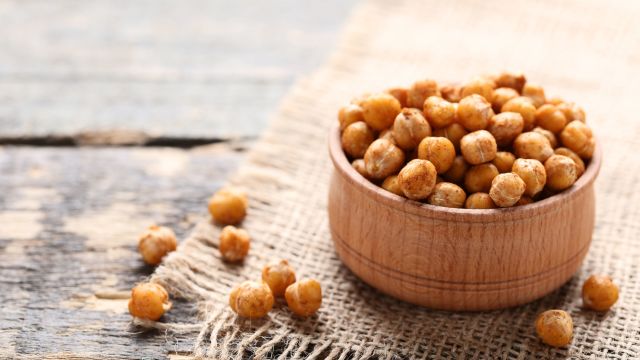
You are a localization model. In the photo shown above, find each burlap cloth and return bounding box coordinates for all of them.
[146,0,640,358]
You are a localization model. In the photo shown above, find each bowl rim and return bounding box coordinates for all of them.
[329,123,602,222]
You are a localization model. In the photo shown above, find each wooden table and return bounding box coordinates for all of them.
[0,1,357,358]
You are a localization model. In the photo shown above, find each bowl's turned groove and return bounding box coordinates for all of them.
[328,124,601,311]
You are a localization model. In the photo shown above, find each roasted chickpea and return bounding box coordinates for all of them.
[544,155,578,191]
[360,93,402,131]
[341,121,375,158]
[460,130,497,165]
[560,121,595,159]
[491,87,519,113]
[262,259,296,297]
[229,280,274,319]
[208,187,248,225]
[128,282,171,321]
[406,79,440,108]
[465,192,496,209]
[492,151,516,173]
[464,163,499,193]
[515,195,534,206]
[432,123,468,151]
[522,83,546,108]
[535,104,567,134]
[219,226,250,262]
[364,139,405,179]
[461,78,495,103]
[487,112,524,147]
[440,84,462,103]
[427,182,466,208]
[557,102,586,122]
[417,137,456,174]
[533,127,558,148]
[382,175,403,196]
[489,173,526,207]
[554,147,585,177]
[351,159,369,178]
[443,156,468,184]
[513,132,554,162]
[392,108,432,150]
[378,129,396,144]
[337,104,365,130]
[386,87,408,108]
[423,96,456,128]
[495,71,526,93]
[398,159,437,200]
[501,96,536,131]
[285,279,322,317]
[582,275,619,311]
[457,94,494,131]
[535,310,573,347]
[512,158,546,197]
[138,225,177,266]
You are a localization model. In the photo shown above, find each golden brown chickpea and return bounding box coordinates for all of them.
[489,173,526,207]
[512,158,546,197]
[337,104,365,130]
[464,192,496,209]
[392,108,432,150]
[219,226,250,262]
[229,280,274,319]
[382,175,403,196]
[443,156,468,184]
[262,259,296,297]
[406,79,440,108]
[461,78,495,103]
[522,83,546,108]
[501,96,537,131]
[364,139,405,179]
[341,121,375,158]
[423,96,457,128]
[487,112,524,147]
[460,130,497,165]
[495,71,526,93]
[457,94,494,131]
[432,123,468,151]
[515,195,534,206]
[138,225,177,266]
[554,147,585,177]
[378,129,397,144]
[535,104,567,134]
[427,182,466,208]
[464,164,499,193]
[398,159,437,200]
[560,121,595,159]
[492,151,516,173]
[417,137,456,174]
[535,310,573,347]
[360,93,402,131]
[544,155,578,191]
[351,159,369,178]
[557,102,586,123]
[386,87,408,108]
[513,132,554,162]
[582,275,619,311]
[533,127,558,148]
[491,87,519,113]
[285,279,322,317]
[128,282,171,321]
[208,187,248,225]
[440,84,462,103]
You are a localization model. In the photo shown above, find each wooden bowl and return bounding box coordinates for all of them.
[328,124,602,311]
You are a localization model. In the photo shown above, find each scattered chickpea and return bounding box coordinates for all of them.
[378,129,397,144]
[440,84,462,103]
[492,151,516,173]
[392,108,432,150]
[464,163,499,193]
[491,87,519,113]
[337,104,365,130]
[533,127,558,148]
[512,158,546,197]
[489,172,526,207]
[582,275,619,311]
[219,226,250,262]
[341,121,375,159]
[398,159,437,200]
[229,280,274,319]
[427,182,466,208]
[457,94,494,131]
[262,260,297,297]
[351,159,369,178]
[501,96,537,131]
[208,187,248,225]
[285,279,322,317]
[128,282,171,321]
[424,96,457,128]
[557,102,586,123]
[138,225,177,266]
[516,195,534,206]
[513,132,554,162]
[560,121,595,159]
[495,71,526,93]
[406,79,440,108]
[535,310,573,347]
[382,175,403,196]
[364,139,405,179]
[432,123,468,151]
[360,93,402,131]
[535,104,567,134]
[544,155,578,191]
[554,147,585,177]
[465,192,496,209]
[461,78,495,103]
[487,112,524,147]
[460,130,498,165]
[443,155,468,184]
[417,137,456,174]
[522,83,546,108]
[386,87,408,108]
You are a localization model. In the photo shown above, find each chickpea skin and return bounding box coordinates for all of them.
[492,151,516,173]
[219,226,250,262]
[465,192,496,209]
[128,282,172,321]
[513,132,554,162]
[464,163,499,193]
[406,79,440,108]
[544,155,578,191]
[582,275,619,311]
[554,147,585,177]
[533,127,558,148]
[398,159,437,200]
[560,121,595,159]
[535,104,567,134]
[138,225,177,266]
[262,260,296,297]
[489,173,526,207]
[440,84,462,103]
[337,104,365,130]
[285,279,322,317]
[392,108,432,150]
[432,123,468,151]
[386,87,408,108]
[229,280,274,319]
[535,310,573,347]
[427,182,466,208]
[378,129,397,144]
[501,96,537,131]
[341,121,375,158]
[360,93,402,131]
[417,137,456,174]
[487,112,524,147]
[443,156,469,184]
[208,187,248,225]
[491,87,519,113]
[522,83,546,108]
[457,94,494,131]
[351,159,369,178]
[424,96,457,128]
[364,139,405,179]
[461,77,495,103]
[495,71,526,93]
[382,175,403,196]
[460,130,498,165]
[512,158,546,197]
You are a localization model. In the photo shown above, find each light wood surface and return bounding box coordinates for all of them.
[328,124,602,311]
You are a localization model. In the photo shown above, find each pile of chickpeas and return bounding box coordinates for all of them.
[338,72,595,209]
